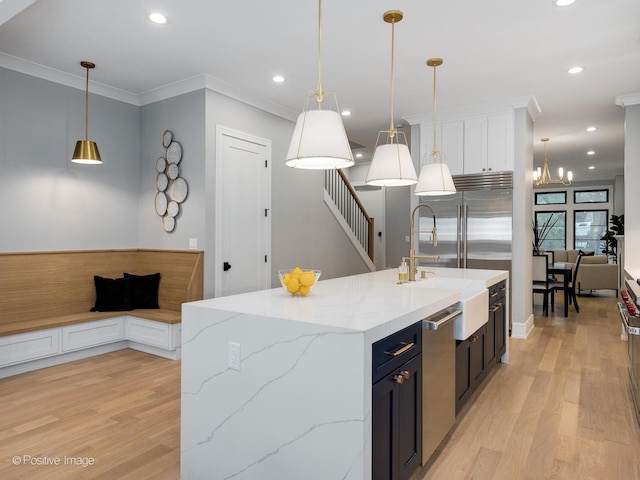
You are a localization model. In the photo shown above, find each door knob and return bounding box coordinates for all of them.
[223,261,232,271]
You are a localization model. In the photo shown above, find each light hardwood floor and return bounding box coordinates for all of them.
[0,293,638,480]
[0,349,181,480]
[414,292,640,480]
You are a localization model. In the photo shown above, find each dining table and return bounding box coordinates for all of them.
[549,262,574,317]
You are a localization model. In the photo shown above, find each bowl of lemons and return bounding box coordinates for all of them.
[278,267,321,296]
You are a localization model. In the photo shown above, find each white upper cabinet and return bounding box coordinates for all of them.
[463,113,514,174]
[420,121,464,175]
[412,109,516,175]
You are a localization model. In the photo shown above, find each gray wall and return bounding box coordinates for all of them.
[139,90,206,251]
[1,67,372,297]
[0,67,140,252]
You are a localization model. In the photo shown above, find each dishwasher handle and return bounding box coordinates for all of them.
[424,309,462,331]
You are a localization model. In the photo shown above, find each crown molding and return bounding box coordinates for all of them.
[0,53,298,121]
[615,93,640,108]
[0,52,139,105]
[404,96,538,125]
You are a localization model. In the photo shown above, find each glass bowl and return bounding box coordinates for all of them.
[278,269,321,296]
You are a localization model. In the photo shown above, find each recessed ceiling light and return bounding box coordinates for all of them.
[148,13,167,24]
[272,75,285,83]
[587,150,595,155]
[355,152,363,158]
[341,110,351,116]
[554,0,576,6]
[588,166,595,170]
[586,126,597,132]
[568,66,584,74]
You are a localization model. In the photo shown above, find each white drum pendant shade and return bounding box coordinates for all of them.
[285,109,354,169]
[365,143,418,186]
[414,162,456,196]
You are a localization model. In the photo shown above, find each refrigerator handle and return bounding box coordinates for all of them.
[462,204,468,269]
[456,205,462,268]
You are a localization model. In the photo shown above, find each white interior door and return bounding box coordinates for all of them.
[215,126,271,297]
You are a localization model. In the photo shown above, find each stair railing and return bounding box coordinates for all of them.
[324,169,374,261]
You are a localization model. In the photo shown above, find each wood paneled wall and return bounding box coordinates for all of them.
[0,249,204,325]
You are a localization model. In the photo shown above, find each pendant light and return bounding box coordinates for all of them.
[414,58,456,196]
[365,10,417,186]
[72,61,102,165]
[285,0,354,170]
[533,138,573,186]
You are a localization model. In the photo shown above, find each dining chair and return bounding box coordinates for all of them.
[551,249,594,314]
[532,254,555,316]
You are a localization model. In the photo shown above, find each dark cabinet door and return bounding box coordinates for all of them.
[455,325,486,414]
[485,309,496,367]
[372,353,422,480]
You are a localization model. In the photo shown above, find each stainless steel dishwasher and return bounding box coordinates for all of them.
[422,308,462,464]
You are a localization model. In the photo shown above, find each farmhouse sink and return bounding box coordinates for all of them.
[407,274,489,341]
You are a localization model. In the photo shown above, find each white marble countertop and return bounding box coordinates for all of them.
[185,267,508,343]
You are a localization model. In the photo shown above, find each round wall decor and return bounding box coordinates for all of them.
[155,130,188,233]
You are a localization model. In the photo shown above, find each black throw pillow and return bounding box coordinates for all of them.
[91,275,135,312]
[123,272,161,309]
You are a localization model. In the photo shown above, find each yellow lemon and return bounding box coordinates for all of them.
[300,272,315,287]
[286,277,300,294]
[291,267,303,280]
[299,285,311,296]
[281,273,292,286]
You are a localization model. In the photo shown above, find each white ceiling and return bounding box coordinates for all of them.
[1,0,639,181]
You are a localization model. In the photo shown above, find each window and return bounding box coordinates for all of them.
[535,211,566,251]
[535,191,566,205]
[574,209,608,253]
[574,189,608,204]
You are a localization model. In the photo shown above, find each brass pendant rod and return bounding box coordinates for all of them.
[315,0,324,106]
[389,18,396,137]
[432,61,437,158]
[84,65,89,140]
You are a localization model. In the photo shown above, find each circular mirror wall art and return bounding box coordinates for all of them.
[156,172,169,192]
[166,141,182,164]
[170,177,188,203]
[155,191,168,216]
[162,130,173,148]
[155,130,188,233]
[167,200,179,217]
[167,162,179,180]
[162,215,175,232]
[156,156,167,173]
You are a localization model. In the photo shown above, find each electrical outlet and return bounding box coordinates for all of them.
[405,236,410,243]
[228,342,241,371]
[189,238,198,249]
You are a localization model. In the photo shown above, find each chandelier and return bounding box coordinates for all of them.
[533,138,573,186]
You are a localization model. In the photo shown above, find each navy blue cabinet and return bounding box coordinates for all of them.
[372,322,423,480]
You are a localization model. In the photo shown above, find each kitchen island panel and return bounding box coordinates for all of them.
[181,303,368,480]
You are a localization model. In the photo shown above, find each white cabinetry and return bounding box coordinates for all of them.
[62,318,126,352]
[0,329,60,366]
[422,121,464,175]
[416,111,515,175]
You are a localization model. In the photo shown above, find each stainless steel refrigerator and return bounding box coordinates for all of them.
[415,172,512,274]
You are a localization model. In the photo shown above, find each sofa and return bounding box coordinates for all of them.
[552,249,619,295]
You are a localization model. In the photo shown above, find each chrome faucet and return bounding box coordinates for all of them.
[406,203,440,281]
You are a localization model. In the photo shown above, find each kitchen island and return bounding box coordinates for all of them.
[180,267,508,480]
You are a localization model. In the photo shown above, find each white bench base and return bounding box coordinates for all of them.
[0,316,181,378]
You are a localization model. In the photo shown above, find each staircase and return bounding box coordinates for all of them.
[324,169,376,271]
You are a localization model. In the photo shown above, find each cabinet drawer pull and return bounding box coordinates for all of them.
[490,291,498,298]
[500,286,506,292]
[384,342,415,357]
[489,303,502,312]
[393,370,411,384]
[471,335,479,343]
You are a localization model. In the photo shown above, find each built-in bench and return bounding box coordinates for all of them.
[0,249,203,378]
